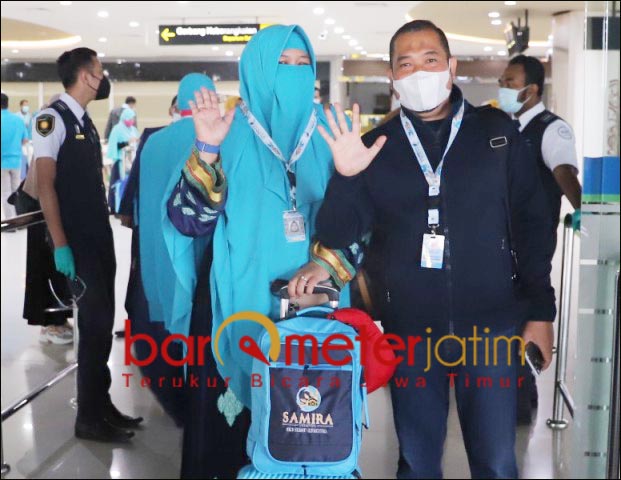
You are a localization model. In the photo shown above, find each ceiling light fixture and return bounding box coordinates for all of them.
[1,36,82,49]
[491,19,503,26]
[334,26,344,34]
[11,49,19,53]
[212,46,220,51]
[342,34,351,40]
[484,46,493,52]
[98,37,107,43]
[324,18,335,25]
[497,50,507,56]
[504,1,517,5]
[129,21,140,28]
[97,11,109,18]
[97,52,106,57]
[349,39,358,46]
[488,12,500,18]
[225,50,234,56]
[59,1,72,5]
[313,7,325,15]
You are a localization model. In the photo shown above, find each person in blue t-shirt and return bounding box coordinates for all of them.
[1,93,28,219]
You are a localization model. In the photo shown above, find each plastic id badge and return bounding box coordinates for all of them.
[421,233,445,269]
[283,210,306,243]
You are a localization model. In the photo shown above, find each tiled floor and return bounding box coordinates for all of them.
[1,220,574,479]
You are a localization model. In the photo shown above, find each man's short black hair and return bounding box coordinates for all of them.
[19,99,28,106]
[389,20,451,66]
[1,93,8,109]
[125,96,137,105]
[170,95,178,108]
[509,55,545,97]
[56,47,98,89]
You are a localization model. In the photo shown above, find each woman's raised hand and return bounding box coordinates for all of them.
[317,102,386,177]
[188,87,235,147]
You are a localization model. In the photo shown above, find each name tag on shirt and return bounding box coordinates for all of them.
[74,125,85,140]
[421,233,445,269]
[283,210,306,243]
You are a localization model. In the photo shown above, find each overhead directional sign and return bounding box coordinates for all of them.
[158,24,269,45]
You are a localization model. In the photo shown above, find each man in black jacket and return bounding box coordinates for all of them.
[308,20,556,479]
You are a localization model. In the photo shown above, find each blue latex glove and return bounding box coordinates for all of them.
[54,246,76,280]
[572,209,581,232]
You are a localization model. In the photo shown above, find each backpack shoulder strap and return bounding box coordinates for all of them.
[475,106,520,282]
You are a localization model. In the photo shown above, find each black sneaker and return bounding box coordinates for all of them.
[75,419,134,443]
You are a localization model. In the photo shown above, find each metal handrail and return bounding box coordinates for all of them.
[0,210,44,233]
[1,214,80,477]
[607,271,620,479]
[547,214,576,430]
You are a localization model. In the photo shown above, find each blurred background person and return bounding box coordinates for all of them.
[7,92,73,344]
[313,85,321,104]
[1,92,29,220]
[17,99,33,138]
[104,95,137,141]
[17,99,34,180]
[106,108,139,214]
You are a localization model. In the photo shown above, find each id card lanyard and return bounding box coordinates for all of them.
[399,100,465,233]
[240,101,317,242]
[399,101,465,269]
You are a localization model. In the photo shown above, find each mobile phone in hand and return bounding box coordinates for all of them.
[525,341,544,376]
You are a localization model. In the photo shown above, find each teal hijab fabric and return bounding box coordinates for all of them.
[107,108,138,162]
[210,24,350,408]
[139,73,215,336]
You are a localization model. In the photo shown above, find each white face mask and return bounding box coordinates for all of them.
[393,68,451,112]
[171,112,181,123]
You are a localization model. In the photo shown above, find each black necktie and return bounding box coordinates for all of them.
[512,119,521,131]
[82,112,96,141]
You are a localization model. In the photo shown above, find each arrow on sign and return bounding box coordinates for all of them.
[160,28,176,42]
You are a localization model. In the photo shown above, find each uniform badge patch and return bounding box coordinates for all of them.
[557,125,573,140]
[36,114,55,137]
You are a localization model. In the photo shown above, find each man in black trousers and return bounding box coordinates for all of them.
[34,47,142,442]
[312,20,556,479]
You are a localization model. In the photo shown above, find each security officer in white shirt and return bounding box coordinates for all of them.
[33,47,142,443]
[499,55,582,235]
[499,54,582,424]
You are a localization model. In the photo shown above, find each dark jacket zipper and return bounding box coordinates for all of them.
[441,146,455,336]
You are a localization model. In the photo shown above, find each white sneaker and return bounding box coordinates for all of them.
[39,327,49,344]
[45,326,73,345]
[57,323,74,341]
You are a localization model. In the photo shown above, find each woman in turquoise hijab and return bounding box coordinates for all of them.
[107,108,138,212]
[138,73,250,479]
[163,24,362,477]
[168,23,361,404]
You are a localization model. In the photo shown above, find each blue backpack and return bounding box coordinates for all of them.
[246,307,369,478]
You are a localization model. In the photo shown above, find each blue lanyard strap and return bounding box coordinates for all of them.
[399,100,465,230]
[240,101,317,210]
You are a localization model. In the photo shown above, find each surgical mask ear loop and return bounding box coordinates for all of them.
[517,85,533,106]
